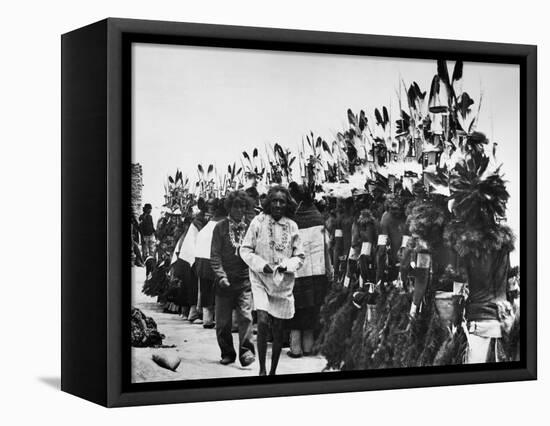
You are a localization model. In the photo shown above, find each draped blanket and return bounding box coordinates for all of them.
[294,203,326,278]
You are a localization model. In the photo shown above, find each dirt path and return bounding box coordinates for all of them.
[131,267,328,383]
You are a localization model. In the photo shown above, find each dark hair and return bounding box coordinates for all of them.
[197,197,206,212]
[205,197,227,218]
[143,203,152,211]
[215,198,227,217]
[262,185,297,218]
[288,182,313,204]
[245,186,260,200]
[224,190,253,212]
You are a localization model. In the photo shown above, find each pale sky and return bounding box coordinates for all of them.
[131,43,520,265]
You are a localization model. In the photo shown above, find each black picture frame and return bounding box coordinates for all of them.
[61,17,537,407]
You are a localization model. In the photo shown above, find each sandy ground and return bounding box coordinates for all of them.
[131,266,328,383]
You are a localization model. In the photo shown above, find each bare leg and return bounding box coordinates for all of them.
[269,318,284,375]
[256,310,269,376]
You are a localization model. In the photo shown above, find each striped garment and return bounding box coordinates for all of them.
[240,213,305,319]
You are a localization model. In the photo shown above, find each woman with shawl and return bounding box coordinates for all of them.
[240,185,305,376]
[286,183,331,357]
[193,198,227,327]
[170,199,209,321]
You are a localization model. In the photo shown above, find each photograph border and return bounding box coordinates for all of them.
[62,17,537,407]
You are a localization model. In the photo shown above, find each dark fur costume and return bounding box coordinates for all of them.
[319,207,379,366]
[325,200,468,371]
[320,293,358,369]
[499,307,521,361]
[314,265,361,362]
[444,222,515,259]
[341,287,467,370]
[407,201,448,245]
[142,258,171,298]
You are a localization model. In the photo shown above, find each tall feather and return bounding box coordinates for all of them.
[429,75,440,104]
[316,137,322,148]
[437,60,450,84]
[375,108,383,127]
[407,85,417,110]
[457,92,474,118]
[383,107,389,127]
[396,110,410,135]
[451,61,463,84]
[413,82,426,100]
[347,109,357,127]
[359,110,367,132]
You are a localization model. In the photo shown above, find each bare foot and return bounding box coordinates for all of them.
[259,369,267,376]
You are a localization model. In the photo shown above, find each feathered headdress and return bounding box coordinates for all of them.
[241,148,265,183]
[449,154,509,227]
[407,201,448,247]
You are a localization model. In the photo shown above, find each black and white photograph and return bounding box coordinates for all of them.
[3,0,546,420]
[129,42,521,383]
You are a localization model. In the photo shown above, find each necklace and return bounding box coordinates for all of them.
[228,218,246,255]
[268,217,290,253]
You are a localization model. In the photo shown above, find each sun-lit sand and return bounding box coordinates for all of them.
[131,266,328,383]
